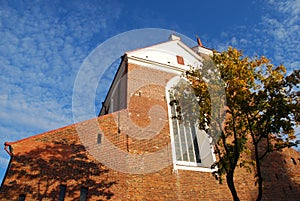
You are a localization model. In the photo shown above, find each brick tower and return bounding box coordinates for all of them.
[0,35,299,201]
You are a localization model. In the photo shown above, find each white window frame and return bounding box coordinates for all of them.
[166,76,216,172]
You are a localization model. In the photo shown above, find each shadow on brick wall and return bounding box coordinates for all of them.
[261,149,300,201]
[1,139,116,200]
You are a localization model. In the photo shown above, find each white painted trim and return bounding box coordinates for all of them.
[126,38,209,62]
[125,40,203,70]
[169,34,181,41]
[177,41,204,61]
[165,76,217,172]
[192,45,214,55]
[127,56,186,75]
[165,76,182,168]
[174,164,217,173]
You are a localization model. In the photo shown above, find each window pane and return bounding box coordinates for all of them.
[191,125,201,163]
[58,185,67,201]
[80,187,88,201]
[18,194,26,201]
[168,79,214,168]
[179,123,188,161]
[172,118,182,161]
[169,92,182,161]
[185,122,195,163]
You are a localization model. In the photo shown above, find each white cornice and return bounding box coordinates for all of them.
[127,55,188,75]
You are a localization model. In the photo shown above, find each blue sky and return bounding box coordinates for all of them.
[0,0,299,183]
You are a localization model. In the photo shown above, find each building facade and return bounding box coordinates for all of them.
[0,35,299,200]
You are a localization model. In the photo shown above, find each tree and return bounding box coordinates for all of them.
[181,48,300,201]
[241,57,300,201]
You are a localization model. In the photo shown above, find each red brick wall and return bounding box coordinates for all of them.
[1,113,300,200]
[1,62,299,200]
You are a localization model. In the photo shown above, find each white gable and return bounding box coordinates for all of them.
[126,36,212,73]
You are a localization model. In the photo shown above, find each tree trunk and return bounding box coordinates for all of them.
[254,142,263,201]
[226,171,240,201]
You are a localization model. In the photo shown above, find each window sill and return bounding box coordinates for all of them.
[174,164,217,172]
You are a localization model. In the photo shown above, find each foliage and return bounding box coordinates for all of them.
[182,47,300,201]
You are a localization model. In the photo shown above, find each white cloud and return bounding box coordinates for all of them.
[210,0,299,73]
[0,156,9,169]
[0,0,122,144]
[259,0,300,69]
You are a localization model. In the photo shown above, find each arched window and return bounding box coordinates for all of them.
[166,76,215,171]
